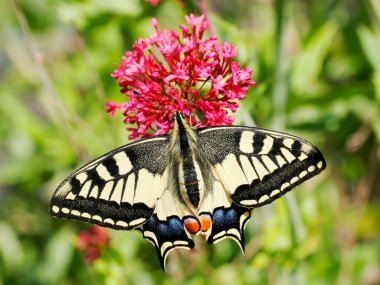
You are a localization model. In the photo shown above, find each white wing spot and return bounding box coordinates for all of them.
[100,181,114,200]
[298,153,308,161]
[240,199,258,206]
[259,136,274,154]
[299,170,308,178]
[122,173,135,204]
[276,155,287,167]
[76,172,88,184]
[281,182,290,191]
[71,210,81,216]
[160,242,173,257]
[89,185,99,199]
[290,177,299,184]
[78,180,92,198]
[113,152,132,175]
[227,228,241,238]
[104,218,115,225]
[251,157,269,180]
[129,218,146,227]
[239,155,258,182]
[317,161,323,169]
[92,215,102,222]
[62,208,70,214]
[239,131,254,153]
[308,165,316,172]
[213,231,227,240]
[52,206,59,213]
[302,144,314,153]
[281,148,296,163]
[65,191,76,200]
[258,195,269,203]
[174,241,188,246]
[239,211,250,227]
[116,221,128,227]
[143,231,158,246]
[270,189,280,197]
[110,179,124,204]
[82,213,91,219]
[261,155,278,173]
[283,138,294,149]
[96,164,113,181]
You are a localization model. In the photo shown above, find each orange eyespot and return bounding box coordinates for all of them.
[184,217,200,234]
[199,214,212,232]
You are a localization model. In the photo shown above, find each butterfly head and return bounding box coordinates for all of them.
[172,111,187,126]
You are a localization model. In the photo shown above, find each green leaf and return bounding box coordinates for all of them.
[0,222,24,271]
[35,227,75,284]
[357,25,380,73]
[291,21,338,92]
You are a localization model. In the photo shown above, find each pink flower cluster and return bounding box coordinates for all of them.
[77,226,110,264]
[108,14,256,140]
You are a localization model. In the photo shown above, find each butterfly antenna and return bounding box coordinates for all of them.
[198,75,212,91]
[133,90,158,105]
[187,76,212,126]
[132,90,143,97]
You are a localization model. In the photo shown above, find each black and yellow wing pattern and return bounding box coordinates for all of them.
[51,120,326,270]
[50,135,171,229]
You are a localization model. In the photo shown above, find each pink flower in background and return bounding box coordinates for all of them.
[145,0,160,5]
[108,14,256,140]
[77,226,110,264]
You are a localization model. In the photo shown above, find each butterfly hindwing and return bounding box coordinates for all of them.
[50,135,170,230]
[139,185,195,270]
[196,126,326,208]
[199,179,251,251]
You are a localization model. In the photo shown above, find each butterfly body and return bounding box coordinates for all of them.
[51,112,326,269]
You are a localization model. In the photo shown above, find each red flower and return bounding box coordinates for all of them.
[77,226,110,264]
[108,14,256,140]
[145,0,160,6]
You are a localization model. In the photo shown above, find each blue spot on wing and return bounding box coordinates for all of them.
[141,214,194,270]
[226,208,238,223]
[207,204,251,251]
[168,217,184,235]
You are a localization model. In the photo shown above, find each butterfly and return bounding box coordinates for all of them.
[50,112,326,270]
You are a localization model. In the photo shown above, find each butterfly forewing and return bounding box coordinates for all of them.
[50,135,170,230]
[196,126,326,208]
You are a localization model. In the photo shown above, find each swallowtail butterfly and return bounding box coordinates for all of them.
[50,112,326,269]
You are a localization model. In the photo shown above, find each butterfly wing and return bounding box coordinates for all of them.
[50,135,170,230]
[138,184,196,270]
[198,178,251,251]
[197,126,326,208]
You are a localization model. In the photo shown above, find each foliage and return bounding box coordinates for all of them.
[1,0,379,284]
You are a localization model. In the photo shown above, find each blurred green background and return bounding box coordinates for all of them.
[1,0,380,284]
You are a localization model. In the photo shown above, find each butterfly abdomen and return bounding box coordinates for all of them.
[176,115,203,209]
